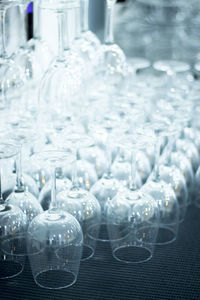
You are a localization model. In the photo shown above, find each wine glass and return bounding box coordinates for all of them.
[4,129,43,222]
[79,0,101,51]
[89,118,126,242]
[54,133,101,261]
[27,150,83,289]
[13,0,52,116]
[71,1,98,79]
[0,144,27,279]
[107,128,160,263]
[39,3,84,128]
[95,0,126,88]
[0,0,25,113]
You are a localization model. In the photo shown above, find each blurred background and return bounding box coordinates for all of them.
[6,0,200,65]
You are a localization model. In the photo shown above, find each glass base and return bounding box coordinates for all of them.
[81,245,94,261]
[0,260,24,279]
[155,227,176,245]
[113,245,152,264]
[34,270,77,290]
[88,223,130,243]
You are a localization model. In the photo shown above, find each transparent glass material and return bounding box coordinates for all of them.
[170,151,194,204]
[176,139,200,173]
[0,144,27,279]
[142,180,179,245]
[39,177,72,211]
[95,0,126,87]
[107,190,159,263]
[0,204,27,279]
[50,133,101,259]
[6,191,43,223]
[27,209,83,289]
[27,150,83,289]
[159,165,188,222]
[4,129,43,222]
[57,188,101,260]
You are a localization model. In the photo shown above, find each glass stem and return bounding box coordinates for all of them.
[33,0,40,39]
[57,12,65,60]
[152,138,161,182]
[64,10,71,50]
[50,167,57,209]
[16,146,24,192]
[105,135,112,178]
[80,0,89,32]
[0,9,6,58]
[72,148,78,188]
[105,0,115,44]
[75,5,81,39]
[164,137,173,166]
[0,161,3,204]
[129,149,137,191]
[19,4,27,48]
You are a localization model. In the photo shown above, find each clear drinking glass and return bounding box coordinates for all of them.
[95,0,126,88]
[27,150,83,289]
[107,128,160,263]
[0,144,27,279]
[54,133,101,261]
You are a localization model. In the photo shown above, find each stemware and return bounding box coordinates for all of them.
[142,133,180,245]
[0,0,25,112]
[0,144,27,279]
[13,0,52,115]
[79,0,101,51]
[27,150,83,289]
[150,112,188,223]
[96,0,126,87]
[39,3,84,127]
[71,1,97,79]
[54,133,101,261]
[107,128,160,263]
[89,118,125,242]
[5,129,43,222]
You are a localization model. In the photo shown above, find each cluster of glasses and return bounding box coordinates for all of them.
[0,0,200,291]
[115,0,200,64]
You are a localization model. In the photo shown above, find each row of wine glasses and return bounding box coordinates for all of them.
[1,0,200,291]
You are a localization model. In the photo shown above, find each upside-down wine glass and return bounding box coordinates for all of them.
[71,0,97,80]
[0,0,25,113]
[142,120,180,245]
[55,133,101,261]
[14,0,52,116]
[27,150,83,289]
[107,128,160,263]
[149,112,188,223]
[39,3,83,128]
[89,117,125,242]
[5,129,43,222]
[96,0,126,89]
[0,144,27,279]
[79,0,101,51]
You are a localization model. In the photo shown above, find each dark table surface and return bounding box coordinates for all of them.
[0,206,200,300]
